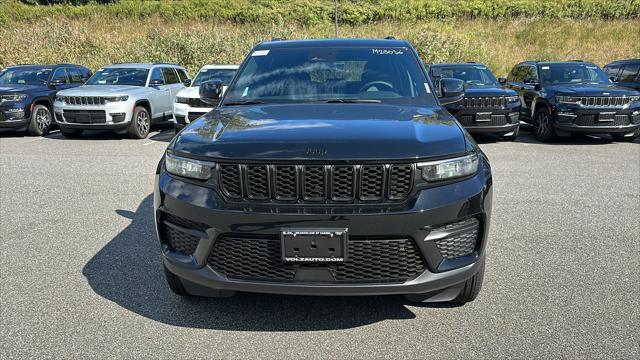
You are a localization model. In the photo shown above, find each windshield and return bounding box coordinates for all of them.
[430,65,498,86]
[192,68,237,86]
[85,68,149,86]
[540,64,610,85]
[223,46,434,105]
[0,68,51,85]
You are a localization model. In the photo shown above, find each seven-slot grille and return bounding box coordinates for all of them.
[576,96,632,107]
[61,96,107,106]
[187,112,207,122]
[218,163,414,203]
[185,98,212,108]
[461,96,508,108]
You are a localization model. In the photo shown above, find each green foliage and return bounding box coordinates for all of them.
[2,0,639,27]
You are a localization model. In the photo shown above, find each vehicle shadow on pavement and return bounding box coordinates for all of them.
[82,195,418,331]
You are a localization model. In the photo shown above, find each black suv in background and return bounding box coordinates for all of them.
[429,63,521,140]
[0,64,91,136]
[505,61,640,142]
[156,38,492,305]
[604,59,640,91]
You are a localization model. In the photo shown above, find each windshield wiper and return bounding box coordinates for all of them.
[224,100,266,106]
[324,99,382,103]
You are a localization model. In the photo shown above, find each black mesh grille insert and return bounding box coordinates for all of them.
[216,162,414,203]
[161,213,209,256]
[432,218,480,259]
[388,165,413,200]
[331,166,355,201]
[456,114,508,127]
[574,114,631,126]
[208,235,427,283]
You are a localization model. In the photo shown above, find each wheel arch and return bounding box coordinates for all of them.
[531,97,553,118]
[134,99,152,116]
[31,97,53,113]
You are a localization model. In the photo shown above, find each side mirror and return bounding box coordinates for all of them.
[438,78,465,105]
[199,79,224,105]
[609,76,617,82]
[49,79,65,87]
[149,79,165,86]
[498,77,507,85]
[182,78,192,86]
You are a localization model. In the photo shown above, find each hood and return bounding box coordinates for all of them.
[463,85,516,97]
[0,84,49,94]
[172,104,467,161]
[545,83,640,96]
[176,86,200,98]
[58,85,143,96]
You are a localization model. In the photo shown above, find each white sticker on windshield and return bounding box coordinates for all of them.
[371,49,404,55]
[541,66,550,70]
[252,50,270,56]
[242,87,249,97]
[424,83,431,93]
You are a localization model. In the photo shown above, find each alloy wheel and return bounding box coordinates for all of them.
[36,108,51,132]
[137,111,150,135]
[536,113,549,137]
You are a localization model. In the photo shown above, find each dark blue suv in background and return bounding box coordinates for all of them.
[429,63,521,140]
[604,59,640,91]
[505,61,640,142]
[0,64,91,136]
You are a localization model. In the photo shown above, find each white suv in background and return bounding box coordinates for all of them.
[54,63,189,139]
[173,64,238,132]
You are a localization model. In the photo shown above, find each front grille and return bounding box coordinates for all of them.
[187,112,207,122]
[576,96,632,107]
[431,218,480,259]
[160,213,209,256]
[457,114,509,127]
[62,110,106,124]
[461,96,508,108]
[208,234,427,283]
[574,114,631,126]
[217,163,414,203]
[62,96,107,106]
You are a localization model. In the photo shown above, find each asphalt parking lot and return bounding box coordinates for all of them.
[0,125,638,358]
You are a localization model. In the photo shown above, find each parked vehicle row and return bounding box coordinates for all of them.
[1,54,638,142]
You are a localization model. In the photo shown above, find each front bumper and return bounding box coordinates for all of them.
[447,105,521,135]
[553,104,640,134]
[0,103,31,131]
[173,102,210,127]
[154,156,493,297]
[53,100,132,130]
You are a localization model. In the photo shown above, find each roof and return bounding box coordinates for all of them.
[102,63,186,69]
[3,63,83,69]
[605,58,640,65]
[522,60,597,66]
[430,63,488,67]
[201,64,240,70]
[254,38,410,50]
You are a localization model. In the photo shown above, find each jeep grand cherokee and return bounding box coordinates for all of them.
[155,38,492,304]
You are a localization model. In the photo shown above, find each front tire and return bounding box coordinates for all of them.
[533,108,556,142]
[128,106,151,139]
[611,129,640,142]
[450,262,485,304]
[164,266,190,296]
[28,104,52,136]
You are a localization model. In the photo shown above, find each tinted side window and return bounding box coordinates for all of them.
[149,68,164,84]
[508,66,526,83]
[68,68,83,83]
[162,68,179,84]
[620,63,640,82]
[523,66,537,83]
[51,68,68,83]
[175,68,188,82]
[603,64,621,79]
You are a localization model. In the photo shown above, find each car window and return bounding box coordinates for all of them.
[51,68,69,84]
[68,68,83,83]
[224,46,435,106]
[539,64,610,85]
[603,64,621,79]
[620,63,640,82]
[149,68,164,84]
[175,68,189,82]
[430,65,498,86]
[85,68,150,86]
[0,68,51,85]
[162,68,179,84]
[508,65,526,83]
[192,68,238,86]
[523,66,537,84]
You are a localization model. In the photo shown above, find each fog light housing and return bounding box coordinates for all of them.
[508,112,519,124]
[110,113,126,123]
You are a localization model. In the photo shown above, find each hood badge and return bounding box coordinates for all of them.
[305,148,327,156]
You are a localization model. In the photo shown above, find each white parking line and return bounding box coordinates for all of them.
[143,140,158,146]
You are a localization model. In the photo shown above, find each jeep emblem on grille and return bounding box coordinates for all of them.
[305,148,327,156]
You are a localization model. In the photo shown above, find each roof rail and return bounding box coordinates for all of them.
[569,59,584,62]
[153,62,183,66]
[466,61,478,63]
[271,37,286,41]
[384,36,396,40]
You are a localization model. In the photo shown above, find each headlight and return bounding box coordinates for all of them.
[418,153,479,182]
[0,94,27,102]
[629,96,640,103]
[506,95,519,103]
[55,95,64,102]
[556,96,581,104]
[104,95,129,102]
[175,97,189,104]
[165,153,213,180]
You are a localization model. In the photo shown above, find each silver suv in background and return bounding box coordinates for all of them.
[173,64,238,133]
[54,63,189,138]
